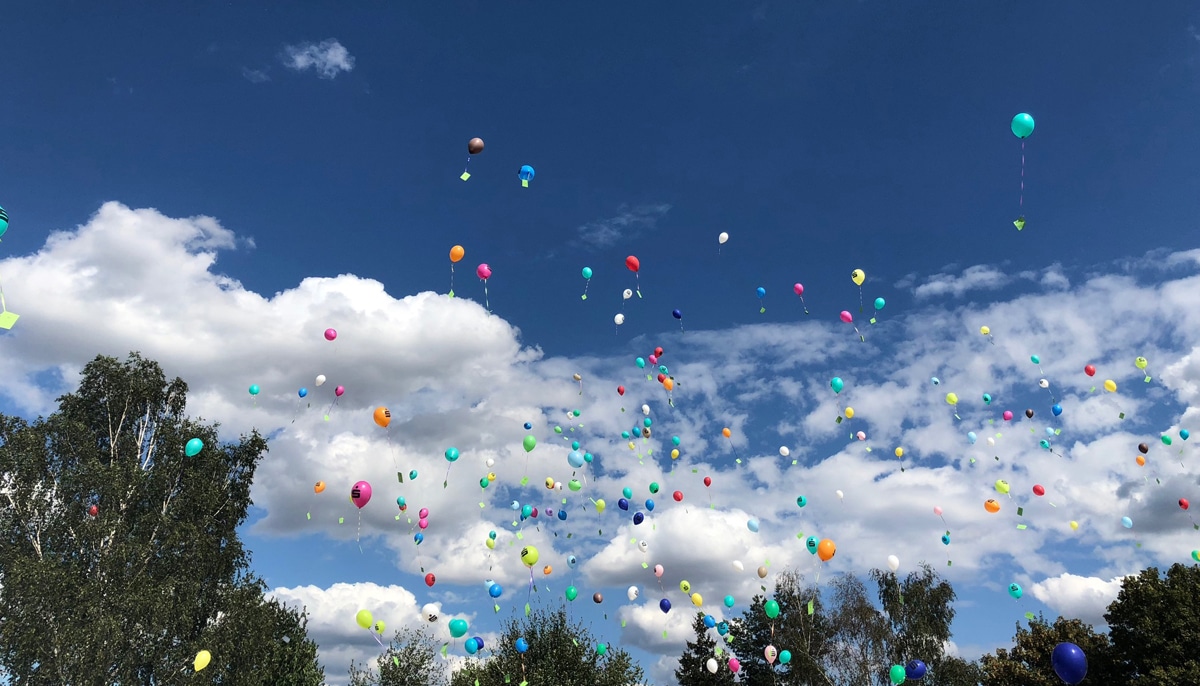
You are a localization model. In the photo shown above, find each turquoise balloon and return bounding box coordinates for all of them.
[185,438,204,457]
[448,618,468,638]
[830,377,844,393]
[635,357,646,368]
[724,595,735,608]
[623,487,633,498]
[672,435,681,446]
[248,384,260,396]
[779,650,792,665]
[1011,112,1035,139]
[874,297,885,310]
[1030,355,1040,365]
[445,447,460,462]
[581,267,593,279]
[0,205,8,238]
[889,664,906,685]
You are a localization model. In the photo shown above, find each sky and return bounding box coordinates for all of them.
[3,2,1200,684]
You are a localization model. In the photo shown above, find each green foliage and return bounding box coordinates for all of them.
[734,569,832,686]
[449,607,642,686]
[349,626,448,686]
[1105,563,1200,683]
[0,352,323,684]
[675,612,736,686]
[980,614,1114,686]
[869,564,968,685]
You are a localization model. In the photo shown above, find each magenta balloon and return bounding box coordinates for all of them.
[476,263,492,280]
[351,481,372,509]
[324,328,337,341]
[793,283,804,296]
[335,385,345,397]
[1003,410,1014,421]
[419,507,430,519]
[839,311,853,324]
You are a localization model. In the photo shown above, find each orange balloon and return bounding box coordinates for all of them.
[984,499,1000,513]
[1136,455,1146,467]
[373,406,391,428]
[449,245,465,263]
[663,378,674,391]
[817,538,836,562]
[314,481,326,494]
[542,565,553,576]
[722,427,731,438]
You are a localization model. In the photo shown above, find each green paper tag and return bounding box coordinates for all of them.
[460,172,471,181]
[807,600,814,615]
[306,512,311,520]
[338,517,344,524]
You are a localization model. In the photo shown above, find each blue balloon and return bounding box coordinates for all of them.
[396,496,407,507]
[519,165,535,184]
[982,393,992,404]
[931,377,940,385]
[645,499,655,511]
[464,637,479,654]
[571,440,580,450]
[473,636,484,651]
[524,422,532,430]
[510,500,521,510]
[489,584,503,598]
[1122,516,1133,528]
[298,387,308,398]
[1052,404,1063,416]
[716,621,729,635]
[796,496,807,507]
[659,598,672,613]
[414,532,424,544]
[703,615,716,628]
[967,431,977,445]
[0,205,8,238]
[672,309,682,319]
[747,518,760,533]
[905,660,927,680]
[618,498,629,511]
[1046,427,1055,436]
[633,512,645,525]
[1051,642,1087,684]
[521,504,533,519]
[756,287,766,298]
[557,509,567,521]
[621,431,631,439]
[942,533,951,545]
[515,637,530,654]
[566,555,578,567]
[567,450,585,468]
[1181,429,1190,440]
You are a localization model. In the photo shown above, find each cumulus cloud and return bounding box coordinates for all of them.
[573,204,672,248]
[242,67,270,83]
[281,39,356,79]
[4,203,1200,681]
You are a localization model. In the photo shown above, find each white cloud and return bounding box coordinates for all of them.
[242,67,270,83]
[4,203,1200,681]
[912,265,1012,299]
[1028,573,1127,628]
[281,39,356,79]
[573,204,672,248]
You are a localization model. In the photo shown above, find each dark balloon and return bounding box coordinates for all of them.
[1138,443,1149,454]
[905,660,927,680]
[593,592,603,603]
[468,138,484,154]
[672,309,682,319]
[1025,409,1035,419]
[1051,642,1087,685]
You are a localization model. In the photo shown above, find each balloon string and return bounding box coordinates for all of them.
[1019,141,1025,210]
[858,287,864,314]
[482,280,490,312]
[450,263,455,295]
[800,296,809,315]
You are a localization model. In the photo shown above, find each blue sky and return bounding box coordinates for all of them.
[4,2,1200,684]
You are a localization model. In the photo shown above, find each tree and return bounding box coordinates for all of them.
[449,607,643,686]
[979,614,1115,686]
[870,564,965,685]
[349,626,448,686]
[825,573,889,685]
[1105,563,1200,683]
[0,352,323,684]
[734,569,833,686]
[675,611,735,686]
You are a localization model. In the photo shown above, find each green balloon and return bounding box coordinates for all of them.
[523,435,537,452]
[649,482,660,494]
[565,585,578,601]
[1162,435,1173,446]
[554,426,563,434]
[764,599,780,619]
[479,477,489,488]
[889,664,906,685]
[596,643,607,655]
[568,479,582,491]
[1011,112,1035,139]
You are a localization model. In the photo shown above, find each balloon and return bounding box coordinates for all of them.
[933,506,943,516]
[1025,409,1035,419]
[449,618,468,638]
[945,392,958,405]
[703,476,712,487]
[520,546,539,567]
[194,650,211,672]
[185,438,204,457]
[1104,379,1117,392]
[445,447,460,463]
[980,325,990,336]
[614,313,625,326]
[967,431,977,444]
[298,387,308,398]
[995,480,1010,495]
[673,309,682,320]
[840,310,853,324]
[515,638,529,653]
[518,165,535,186]
[1070,520,1079,530]
[1003,410,1013,421]
[1181,429,1190,440]
[88,504,98,517]
[1084,364,1096,376]
[335,385,345,397]
[982,393,992,404]
[874,297,885,310]
[421,603,440,622]
[655,564,664,578]
[780,650,792,665]
[836,489,844,500]
[764,599,780,618]
[756,287,766,298]
[984,499,1000,513]
[623,288,633,300]
[817,539,836,561]
[830,377,844,393]
[351,481,372,509]
[324,328,337,341]
[851,269,865,286]
[581,266,593,280]
[425,573,436,587]
[905,660,927,680]
[659,598,672,613]
[793,283,804,295]
[248,384,260,396]
[1011,113,1035,138]
[356,609,373,629]
[889,664,906,685]
[1033,484,1045,496]
[718,231,729,244]
[780,446,790,457]
[0,206,8,238]
[747,518,760,533]
[523,435,537,452]
[1122,516,1133,528]
[1139,443,1149,454]
[887,555,899,572]
[625,256,640,273]
[1008,583,1023,599]
[765,645,778,664]
[1135,356,1148,370]
[450,245,465,262]
[373,407,391,428]
[476,263,492,280]
[706,658,718,674]
[468,138,484,154]
[796,495,807,507]
[1052,403,1063,416]
[565,585,578,601]
[464,637,479,654]
[315,374,326,386]
[1051,642,1087,684]
[729,658,741,673]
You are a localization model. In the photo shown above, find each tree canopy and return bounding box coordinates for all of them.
[0,352,323,684]
[349,626,449,686]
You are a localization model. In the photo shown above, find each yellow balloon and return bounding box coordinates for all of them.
[486,538,496,549]
[844,406,855,419]
[628,441,636,451]
[520,546,540,567]
[945,392,958,406]
[545,476,555,489]
[595,499,606,514]
[375,620,386,635]
[1135,356,1148,370]
[980,325,990,336]
[1069,520,1079,530]
[194,650,212,672]
[851,269,865,286]
[894,447,904,458]
[680,580,691,593]
[691,592,703,607]
[355,609,373,630]
[994,479,1010,494]
[487,472,496,481]
[671,448,680,459]
[1104,379,1117,393]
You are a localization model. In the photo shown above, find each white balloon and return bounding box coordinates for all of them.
[986,437,996,447]
[637,540,649,553]
[718,231,729,244]
[887,555,900,572]
[1039,378,1049,389]
[779,446,790,457]
[836,489,844,500]
[623,288,633,300]
[315,374,326,387]
[614,313,625,326]
[641,404,651,416]
[706,658,719,674]
[732,560,744,572]
[421,603,440,623]
[627,585,640,600]
[485,458,495,467]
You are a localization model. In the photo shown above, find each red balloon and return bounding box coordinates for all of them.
[656,373,666,383]
[625,255,640,273]
[530,507,539,518]
[1084,364,1096,377]
[425,573,436,587]
[617,385,625,396]
[1032,484,1045,496]
[654,347,664,357]
[88,504,98,517]
[672,490,683,502]
[703,476,712,487]
[1180,498,1190,511]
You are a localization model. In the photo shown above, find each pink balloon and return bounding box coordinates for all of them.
[418,518,429,529]
[335,385,345,397]
[1003,410,1013,421]
[793,283,804,296]
[728,658,741,673]
[764,646,777,664]
[839,310,853,324]
[648,355,658,365]
[351,481,372,509]
[654,564,664,578]
[419,507,429,519]
[933,506,943,516]
[324,328,337,341]
[476,263,492,280]
[856,431,866,441]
